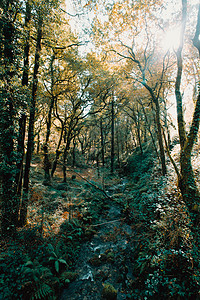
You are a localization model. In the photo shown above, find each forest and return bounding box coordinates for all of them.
[0,0,200,299]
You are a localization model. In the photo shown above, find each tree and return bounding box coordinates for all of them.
[19,0,61,225]
[0,0,22,235]
[174,1,200,213]
[43,53,56,185]
[19,5,43,226]
[83,0,169,175]
[110,96,115,174]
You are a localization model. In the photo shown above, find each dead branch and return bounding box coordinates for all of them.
[90,218,126,227]
[67,168,114,201]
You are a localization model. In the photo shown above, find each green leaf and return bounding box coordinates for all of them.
[55,261,59,273]
[25,261,33,267]
[65,279,70,284]
[58,259,67,265]
[50,251,57,258]
[49,257,56,261]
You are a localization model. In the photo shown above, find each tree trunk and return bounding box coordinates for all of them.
[131,128,137,148]
[142,82,167,175]
[175,0,200,215]
[43,54,55,184]
[15,0,31,209]
[72,137,76,167]
[179,151,200,211]
[63,137,72,182]
[140,101,159,159]
[51,125,64,177]
[37,132,40,154]
[20,15,43,226]
[154,98,167,175]
[116,124,120,168]
[163,98,171,149]
[16,114,26,197]
[1,5,17,235]
[100,118,105,167]
[111,99,115,174]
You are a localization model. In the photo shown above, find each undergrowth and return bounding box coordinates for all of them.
[122,147,200,299]
[0,195,106,299]
[0,220,82,300]
[1,145,200,299]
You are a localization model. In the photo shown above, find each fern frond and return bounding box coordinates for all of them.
[30,283,53,300]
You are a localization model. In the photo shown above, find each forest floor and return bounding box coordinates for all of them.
[28,141,200,300]
[28,158,136,299]
[1,141,200,299]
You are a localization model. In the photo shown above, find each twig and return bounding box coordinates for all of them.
[67,168,114,201]
[90,218,126,227]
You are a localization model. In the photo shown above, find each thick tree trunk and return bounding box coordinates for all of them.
[179,152,200,210]
[178,91,200,210]
[175,0,200,216]
[20,16,43,226]
[15,0,31,207]
[1,98,16,234]
[1,6,17,235]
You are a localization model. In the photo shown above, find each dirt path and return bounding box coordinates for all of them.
[60,198,134,299]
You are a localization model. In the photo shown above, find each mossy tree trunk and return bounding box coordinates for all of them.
[19,14,43,226]
[0,1,17,235]
[175,0,200,213]
[15,0,31,220]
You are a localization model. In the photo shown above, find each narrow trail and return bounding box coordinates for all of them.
[60,183,135,300]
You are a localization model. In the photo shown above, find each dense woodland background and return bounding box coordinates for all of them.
[0,0,200,299]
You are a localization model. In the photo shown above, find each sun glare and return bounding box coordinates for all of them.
[162,27,181,51]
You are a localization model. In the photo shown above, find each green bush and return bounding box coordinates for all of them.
[0,244,27,299]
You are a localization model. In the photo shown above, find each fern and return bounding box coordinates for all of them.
[30,283,54,300]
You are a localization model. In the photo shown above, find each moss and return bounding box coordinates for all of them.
[60,271,78,284]
[102,283,117,299]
